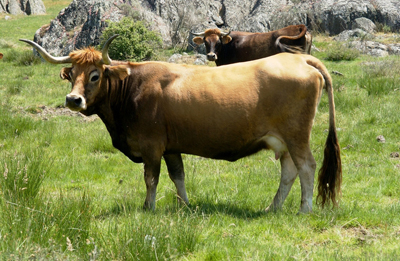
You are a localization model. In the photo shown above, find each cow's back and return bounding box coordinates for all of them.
[217,25,310,66]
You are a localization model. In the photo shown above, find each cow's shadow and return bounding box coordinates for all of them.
[98,198,283,220]
[185,201,267,219]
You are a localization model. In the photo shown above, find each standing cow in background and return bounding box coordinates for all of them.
[20,35,340,214]
[192,24,312,66]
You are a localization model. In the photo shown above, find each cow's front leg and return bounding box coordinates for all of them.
[164,153,189,205]
[142,156,162,210]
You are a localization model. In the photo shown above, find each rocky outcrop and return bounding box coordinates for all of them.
[333,28,400,57]
[33,0,171,56]
[33,0,123,56]
[0,0,46,15]
[32,0,400,56]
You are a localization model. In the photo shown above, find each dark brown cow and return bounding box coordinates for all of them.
[20,35,340,213]
[192,24,312,66]
[0,53,3,59]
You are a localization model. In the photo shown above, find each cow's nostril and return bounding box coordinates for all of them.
[74,97,82,106]
[207,53,217,61]
[66,96,82,107]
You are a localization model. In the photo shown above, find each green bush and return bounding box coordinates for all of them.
[100,17,162,62]
[325,42,360,61]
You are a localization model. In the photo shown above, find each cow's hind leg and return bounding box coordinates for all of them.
[164,153,189,205]
[266,151,298,212]
[290,146,317,213]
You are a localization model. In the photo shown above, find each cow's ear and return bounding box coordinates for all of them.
[104,65,131,80]
[192,37,204,45]
[221,35,232,44]
[60,67,72,81]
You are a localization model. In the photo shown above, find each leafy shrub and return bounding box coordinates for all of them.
[375,22,392,33]
[325,42,360,61]
[100,17,162,61]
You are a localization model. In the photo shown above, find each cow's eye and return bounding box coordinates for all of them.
[89,71,100,82]
[91,75,99,82]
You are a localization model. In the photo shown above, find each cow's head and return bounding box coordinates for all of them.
[20,36,130,113]
[192,28,232,61]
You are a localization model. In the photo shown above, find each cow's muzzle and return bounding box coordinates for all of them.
[65,94,87,111]
[206,53,217,61]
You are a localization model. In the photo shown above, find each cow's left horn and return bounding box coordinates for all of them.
[191,31,205,37]
[101,34,119,65]
[19,39,72,64]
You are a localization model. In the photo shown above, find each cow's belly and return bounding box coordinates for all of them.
[180,134,288,162]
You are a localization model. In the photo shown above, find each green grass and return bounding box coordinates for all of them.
[1,2,400,260]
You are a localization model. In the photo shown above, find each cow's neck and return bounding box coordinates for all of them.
[89,75,142,162]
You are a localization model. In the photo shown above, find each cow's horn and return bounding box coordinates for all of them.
[191,31,205,37]
[19,39,72,64]
[220,29,231,36]
[101,34,119,65]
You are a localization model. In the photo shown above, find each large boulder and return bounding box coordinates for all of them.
[352,17,377,33]
[33,0,171,56]
[309,0,399,35]
[0,0,45,15]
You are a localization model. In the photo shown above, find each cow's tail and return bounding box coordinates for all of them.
[275,39,305,54]
[307,57,342,208]
[275,26,308,54]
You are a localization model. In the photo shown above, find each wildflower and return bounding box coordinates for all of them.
[3,163,8,180]
[66,237,74,251]
[144,235,157,249]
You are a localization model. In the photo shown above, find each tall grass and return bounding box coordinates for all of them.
[358,58,400,95]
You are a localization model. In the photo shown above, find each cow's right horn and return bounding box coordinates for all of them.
[191,31,205,37]
[220,30,231,36]
[101,34,119,65]
[19,39,72,64]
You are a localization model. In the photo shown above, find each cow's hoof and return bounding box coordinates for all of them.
[265,205,278,213]
[143,202,155,211]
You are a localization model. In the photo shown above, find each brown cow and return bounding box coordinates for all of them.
[0,53,3,59]
[192,24,312,66]
[20,35,340,213]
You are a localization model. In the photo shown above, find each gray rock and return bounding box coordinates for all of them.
[194,54,208,65]
[34,0,124,56]
[388,44,400,55]
[168,53,183,63]
[350,41,389,57]
[0,0,46,15]
[352,17,376,33]
[333,29,373,42]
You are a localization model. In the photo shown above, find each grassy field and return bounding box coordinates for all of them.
[1,1,400,260]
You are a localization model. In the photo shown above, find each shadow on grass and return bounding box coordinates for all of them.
[185,200,268,219]
[95,198,270,220]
